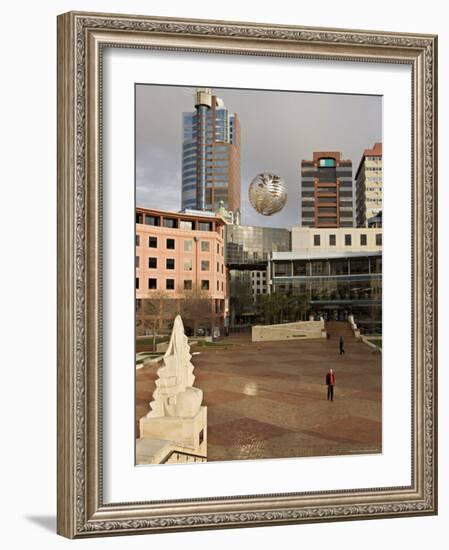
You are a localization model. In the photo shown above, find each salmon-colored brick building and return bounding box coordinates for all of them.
[135,207,229,336]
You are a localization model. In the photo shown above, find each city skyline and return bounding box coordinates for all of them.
[136,84,382,228]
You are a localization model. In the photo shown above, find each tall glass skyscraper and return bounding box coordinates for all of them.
[182,89,241,214]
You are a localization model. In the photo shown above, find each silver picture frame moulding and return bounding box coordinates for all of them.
[57,11,438,538]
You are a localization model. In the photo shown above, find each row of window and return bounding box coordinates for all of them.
[313,233,382,246]
[136,235,223,255]
[136,278,224,292]
[136,214,216,233]
[136,256,224,273]
[274,256,382,277]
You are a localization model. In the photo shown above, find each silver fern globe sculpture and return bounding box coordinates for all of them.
[248,173,287,216]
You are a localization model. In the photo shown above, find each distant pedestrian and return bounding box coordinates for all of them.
[326,368,335,401]
[339,336,345,355]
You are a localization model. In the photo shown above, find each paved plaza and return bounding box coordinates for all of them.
[136,322,382,462]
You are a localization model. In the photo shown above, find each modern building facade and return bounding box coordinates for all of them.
[224,224,291,326]
[135,207,228,335]
[225,224,291,267]
[291,226,383,254]
[181,89,241,214]
[300,151,354,228]
[269,251,382,326]
[355,142,383,227]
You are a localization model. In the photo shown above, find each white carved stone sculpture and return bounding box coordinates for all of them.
[138,315,207,464]
[147,315,203,419]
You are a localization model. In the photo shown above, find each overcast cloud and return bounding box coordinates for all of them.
[136,85,382,228]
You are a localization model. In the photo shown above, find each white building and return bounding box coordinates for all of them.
[291,226,382,254]
[250,269,268,299]
[355,143,383,227]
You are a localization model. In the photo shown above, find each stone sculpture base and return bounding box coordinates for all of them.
[139,406,207,458]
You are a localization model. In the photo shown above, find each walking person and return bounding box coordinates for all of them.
[339,335,345,355]
[326,368,336,401]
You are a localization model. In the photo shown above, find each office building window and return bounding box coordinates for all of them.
[313,234,321,246]
[184,259,192,271]
[217,281,220,291]
[376,233,382,246]
[166,238,175,250]
[145,215,160,226]
[135,277,139,289]
[184,280,192,290]
[322,217,339,225]
[293,261,307,276]
[319,158,335,167]
[148,257,157,269]
[345,234,352,246]
[360,234,367,246]
[163,218,177,228]
[135,235,140,246]
[184,240,193,252]
[179,220,193,230]
[166,258,175,270]
[136,213,143,224]
[217,262,220,272]
[148,236,157,248]
[201,260,210,271]
[135,256,140,268]
[311,260,328,275]
[329,234,336,246]
[221,282,224,291]
[166,279,175,290]
[275,262,291,276]
[350,258,370,275]
[148,278,157,289]
[201,241,210,252]
[198,222,212,231]
[201,280,210,291]
[217,243,220,253]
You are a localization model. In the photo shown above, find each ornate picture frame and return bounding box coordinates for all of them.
[57,11,437,538]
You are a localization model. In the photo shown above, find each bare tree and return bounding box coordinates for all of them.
[179,285,213,336]
[142,290,171,350]
[259,292,310,325]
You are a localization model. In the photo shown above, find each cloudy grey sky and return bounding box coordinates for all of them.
[136,85,382,228]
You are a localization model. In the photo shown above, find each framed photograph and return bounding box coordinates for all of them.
[57,11,438,538]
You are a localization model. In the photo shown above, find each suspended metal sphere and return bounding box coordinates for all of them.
[248,173,287,216]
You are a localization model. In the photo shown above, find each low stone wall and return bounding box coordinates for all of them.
[252,320,326,342]
[360,335,381,351]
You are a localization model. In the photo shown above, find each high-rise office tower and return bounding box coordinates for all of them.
[355,143,383,227]
[182,89,241,214]
[300,152,354,228]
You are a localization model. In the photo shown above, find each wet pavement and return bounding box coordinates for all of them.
[136,322,382,462]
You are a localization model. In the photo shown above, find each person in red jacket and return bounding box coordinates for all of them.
[326,368,336,401]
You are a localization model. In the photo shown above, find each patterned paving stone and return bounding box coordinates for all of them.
[208,417,291,448]
[136,324,382,461]
[303,416,382,447]
[202,390,247,406]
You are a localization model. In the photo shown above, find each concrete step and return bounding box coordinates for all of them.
[325,322,356,340]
